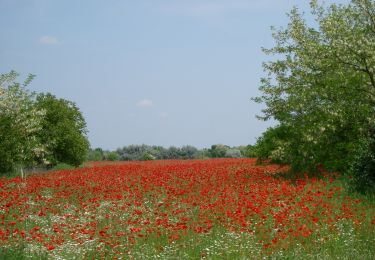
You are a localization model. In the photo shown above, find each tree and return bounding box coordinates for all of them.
[241,145,257,158]
[225,149,242,158]
[180,145,199,159]
[0,71,45,175]
[349,130,375,193]
[87,148,104,161]
[254,0,375,172]
[208,144,229,158]
[104,151,120,161]
[35,93,89,167]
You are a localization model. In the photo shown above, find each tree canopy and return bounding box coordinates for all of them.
[36,93,89,167]
[0,71,45,174]
[254,0,375,172]
[0,71,89,175]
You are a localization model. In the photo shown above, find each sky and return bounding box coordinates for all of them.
[0,0,350,150]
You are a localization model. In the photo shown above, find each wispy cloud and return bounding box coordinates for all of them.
[39,36,61,45]
[136,99,153,108]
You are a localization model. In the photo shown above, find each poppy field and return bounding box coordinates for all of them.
[0,159,374,259]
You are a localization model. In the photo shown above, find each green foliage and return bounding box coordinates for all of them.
[240,145,256,158]
[35,93,89,167]
[0,71,45,174]
[105,151,120,161]
[0,71,90,174]
[224,149,242,158]
[254,0,375,173]
[208,144,229,158]
[254,125,290,164]
[179,145,200,159]
[0,244,49,260]
[113,144,253,161]
[51,163,75,171]
[87,148,105,161]
[142,152,156,161]
[349,133,375,194]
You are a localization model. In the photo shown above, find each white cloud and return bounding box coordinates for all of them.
[136,99,153,108]
[159,112,169,118]
[39,36,61,45]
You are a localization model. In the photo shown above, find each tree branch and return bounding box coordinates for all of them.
[356,0,375,35]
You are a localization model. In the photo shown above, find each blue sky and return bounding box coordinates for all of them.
[0,0,350,150]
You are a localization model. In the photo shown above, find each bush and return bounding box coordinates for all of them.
[105,152,120,161]
[225,149,242,158]
[254,125,290,164]
[348,137,375,194]
[241,145,256,158]
[87,148,104,161]
[208,144,229,158]
[142,152,156,161]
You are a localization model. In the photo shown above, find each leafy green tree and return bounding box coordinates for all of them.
[104,151,120,161]
[225,149,242,158]
[208,144,229,158]
[254,0,375,172]
[349,131,375,193]
[35,93,89,167]
[180,145,199,159]
[0,71,45,175]
[87,148,104,161]
[142,152,156,161]
[241,145,256,158]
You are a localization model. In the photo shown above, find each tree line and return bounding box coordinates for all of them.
[88,144,255,162]
[0,71,89,176]
[0,71,255,176]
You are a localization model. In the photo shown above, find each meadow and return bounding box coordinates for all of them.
[0,159,374,259]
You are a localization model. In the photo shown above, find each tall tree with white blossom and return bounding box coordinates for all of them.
[254,0,375,172]
[0,71,45,175]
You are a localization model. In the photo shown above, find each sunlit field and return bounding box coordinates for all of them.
[1,159,374,259]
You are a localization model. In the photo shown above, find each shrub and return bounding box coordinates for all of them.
[208,144,229,158]
[142,152,156,161]
[105,152,120,161]
[254,125,290,164]
[348,137,375,194]
[225,149,242,158]
[87,148,104,161]
[241,145,256,158]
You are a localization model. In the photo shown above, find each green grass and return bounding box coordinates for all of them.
[4,222,372,259]
[50,163,75,171]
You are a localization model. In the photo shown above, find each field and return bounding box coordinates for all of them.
[0,159,374,259]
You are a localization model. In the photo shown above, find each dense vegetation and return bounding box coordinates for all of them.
[35,93,89,167]
[254,0,375,193]
[88,144,254,162]
[0,71,89,176]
